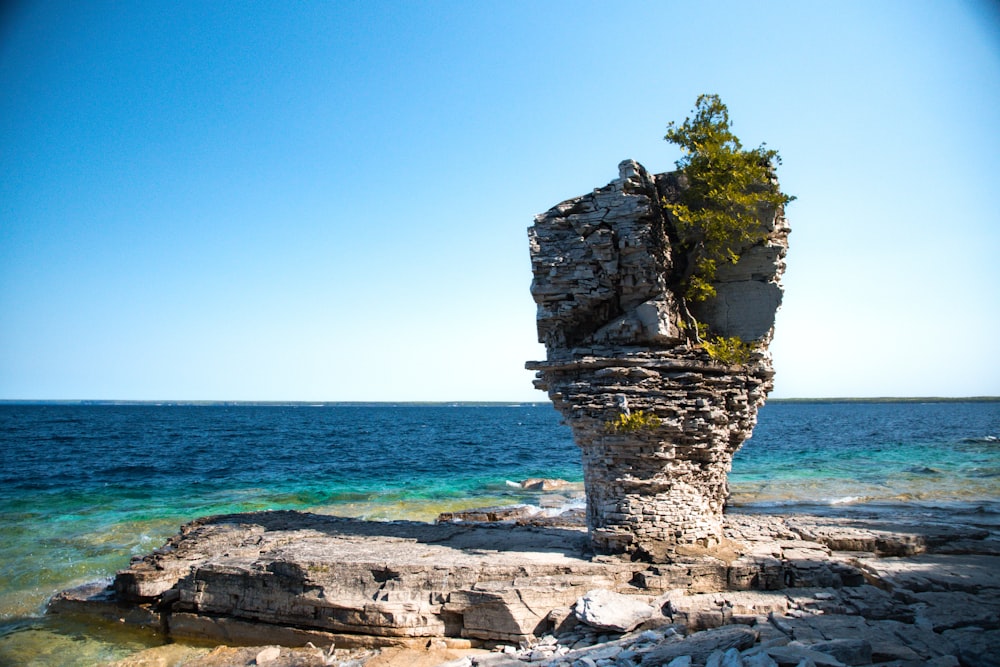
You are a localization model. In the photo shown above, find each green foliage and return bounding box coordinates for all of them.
[664,94,794,302]
[605,410,660,433]
[702,335,754,366]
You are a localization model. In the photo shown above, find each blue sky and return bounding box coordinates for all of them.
[1,1,998,401]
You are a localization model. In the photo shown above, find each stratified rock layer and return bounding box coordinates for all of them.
[95,511,644,644]
[49,508,1000,665]
[527,160,789,557]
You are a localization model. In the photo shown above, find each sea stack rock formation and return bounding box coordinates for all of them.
[527,160,789,559]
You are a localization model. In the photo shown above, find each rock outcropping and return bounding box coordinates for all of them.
[527,160,789,558]
[50,508,1000,665]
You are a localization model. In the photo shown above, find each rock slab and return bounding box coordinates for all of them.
[573,589,655,632]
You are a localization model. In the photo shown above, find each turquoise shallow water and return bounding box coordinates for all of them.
[730,401,1000,509]
[0,400,997,665]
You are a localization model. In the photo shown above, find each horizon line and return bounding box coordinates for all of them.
[0,396,998,406]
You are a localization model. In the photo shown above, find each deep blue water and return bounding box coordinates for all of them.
[0,401,997,665]
[0,403,582,517]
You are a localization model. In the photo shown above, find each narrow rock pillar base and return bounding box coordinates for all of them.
[530,353,772,560]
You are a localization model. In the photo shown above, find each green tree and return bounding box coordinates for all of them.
[664,94,794,302]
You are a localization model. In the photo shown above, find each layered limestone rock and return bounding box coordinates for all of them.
[50,508,1000,661]
[85,511,646,645]
[527,160,789,558]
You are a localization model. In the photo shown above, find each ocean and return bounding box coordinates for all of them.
[0,400,997,665]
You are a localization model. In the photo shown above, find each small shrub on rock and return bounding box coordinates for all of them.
[605,410,660,433]
[663,94,794,303]
[702,335,753,366]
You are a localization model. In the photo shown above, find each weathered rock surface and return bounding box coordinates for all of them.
[640,625,758,665]
[527,160,790,556]
[518,478,572,491]
[49,507,1000,665]
[573,589,655,632]
[98,511,643,643]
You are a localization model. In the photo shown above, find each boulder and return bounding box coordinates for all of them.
[574,589,656,633]
[518,478,570,491]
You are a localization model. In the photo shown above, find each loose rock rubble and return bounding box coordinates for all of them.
[439,573,998,666]
[429,509,1000,667]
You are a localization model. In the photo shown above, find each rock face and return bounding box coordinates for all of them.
[526,160,789,557]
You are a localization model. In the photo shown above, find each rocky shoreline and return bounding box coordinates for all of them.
[48,503,1000,666]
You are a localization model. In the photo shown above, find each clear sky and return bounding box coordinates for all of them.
[1,1,998,401]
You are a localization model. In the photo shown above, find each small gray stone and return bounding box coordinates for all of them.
[808,639,871,666]
[765,645,845,667]
[742,653,779,667]
[707,647,745,667]
[721,648,745,667]
[528,647,554,661]
[475,655,528,667]
[616,649,639,664]
[583,643,622,661]
[926,658,961,667]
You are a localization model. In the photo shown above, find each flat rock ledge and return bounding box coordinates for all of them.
[49,509,1000,666]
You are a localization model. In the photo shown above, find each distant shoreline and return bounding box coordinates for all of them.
[0,397,998,406]
[770,395,1000,403]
